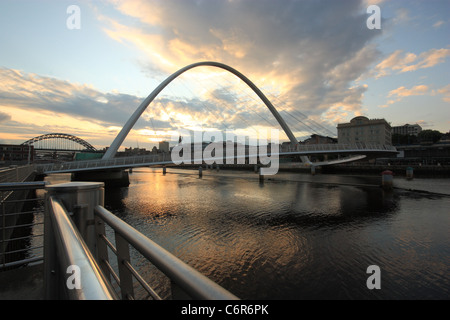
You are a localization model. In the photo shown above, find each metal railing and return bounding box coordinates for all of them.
[36,143,397,174]
[36,153,170,174]
[284,143,397,153]
[0,165,36,183]
[45,196,117,299]
[0,181,46,270]
[44,182,238,300]
[94,205,239,300]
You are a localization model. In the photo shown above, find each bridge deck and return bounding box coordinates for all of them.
[36,143,398,174]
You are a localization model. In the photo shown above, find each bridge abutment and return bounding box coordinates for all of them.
[71,169,130,188]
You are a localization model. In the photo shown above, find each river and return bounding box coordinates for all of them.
[45,168,450,300]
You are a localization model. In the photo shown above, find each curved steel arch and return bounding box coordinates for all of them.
[103,61,299,159]
[22,133,97,151]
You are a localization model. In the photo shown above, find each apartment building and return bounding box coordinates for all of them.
[337,116,392,146]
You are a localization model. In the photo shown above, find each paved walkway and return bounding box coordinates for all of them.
[0,264,43,300]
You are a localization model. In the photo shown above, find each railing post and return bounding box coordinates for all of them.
[1,201,5,268]
[45,182,104,256]
[43,191,60,299]
[94,212,110,282]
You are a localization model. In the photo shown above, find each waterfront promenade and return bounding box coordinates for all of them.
[0,264,43,299]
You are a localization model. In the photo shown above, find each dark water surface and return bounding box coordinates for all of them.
[49,168,450,299]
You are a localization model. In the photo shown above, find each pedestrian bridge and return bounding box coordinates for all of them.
[34,61,397,175]
[36,143,397,174]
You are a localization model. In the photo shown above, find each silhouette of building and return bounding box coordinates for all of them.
[392,123,422,136]
[0,144,34,164]
[159,141,169,153]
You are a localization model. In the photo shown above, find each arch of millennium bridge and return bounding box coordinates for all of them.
[33,61,397,174]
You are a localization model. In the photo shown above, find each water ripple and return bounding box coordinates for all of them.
[101,169,450,299]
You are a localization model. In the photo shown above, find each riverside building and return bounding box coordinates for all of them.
[337,116,392,146]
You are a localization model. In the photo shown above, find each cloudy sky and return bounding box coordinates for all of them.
[0,0,449,150]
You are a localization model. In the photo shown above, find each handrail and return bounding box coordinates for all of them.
[36,143,398,173]
[94,205,239,300]
[0,181,48,191]
[47,197,117,300]
[0,165,36,183]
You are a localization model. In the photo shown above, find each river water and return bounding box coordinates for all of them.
[48,168,450,300]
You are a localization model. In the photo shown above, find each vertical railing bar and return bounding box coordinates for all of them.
[94,205,239,300]
[1,201,5,269]
[114,232,135,299]
[123,260,162,300]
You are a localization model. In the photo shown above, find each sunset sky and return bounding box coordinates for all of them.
[0,0,449,150]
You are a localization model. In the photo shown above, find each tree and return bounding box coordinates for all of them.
[392,133,418,145]
[418,130,443,143]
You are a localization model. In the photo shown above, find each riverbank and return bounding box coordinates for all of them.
[321,163,450,178]
[168,164,450,196]
[172,162,450,178]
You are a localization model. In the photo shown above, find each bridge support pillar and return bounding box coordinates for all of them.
[44,181,104,299]
[71,169,130,188]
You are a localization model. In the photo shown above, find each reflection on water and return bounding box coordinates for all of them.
[50,169,450,299]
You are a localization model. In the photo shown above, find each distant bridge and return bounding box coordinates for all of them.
[22,133,97,152]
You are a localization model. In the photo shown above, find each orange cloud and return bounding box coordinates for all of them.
[388,85,429,98]
[99,0,381,127]
[375,48,450,78]
[381,84,430,107]
[436,84,450,102]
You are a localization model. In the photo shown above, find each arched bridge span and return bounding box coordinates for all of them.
[22,133,97,151]
[103,61,299,159]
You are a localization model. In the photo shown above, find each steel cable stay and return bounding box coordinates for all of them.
[194,73,276,139]
[217,74,330,140]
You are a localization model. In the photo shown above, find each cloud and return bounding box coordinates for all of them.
[392,7,411,25]
[436,84,450,102]
[381,83,450,109]
[433,20,445,29]
[364,0,386,5]
[388,85,429,98]
[0,66,288,145]
[416,120,433,128]
[0,67,140,127]
[380,84,429,107]
[101,0,382,127]
[374,48,450,78]
[0,67,176,146]
[2,0,399,145]
[0,111,11,123]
